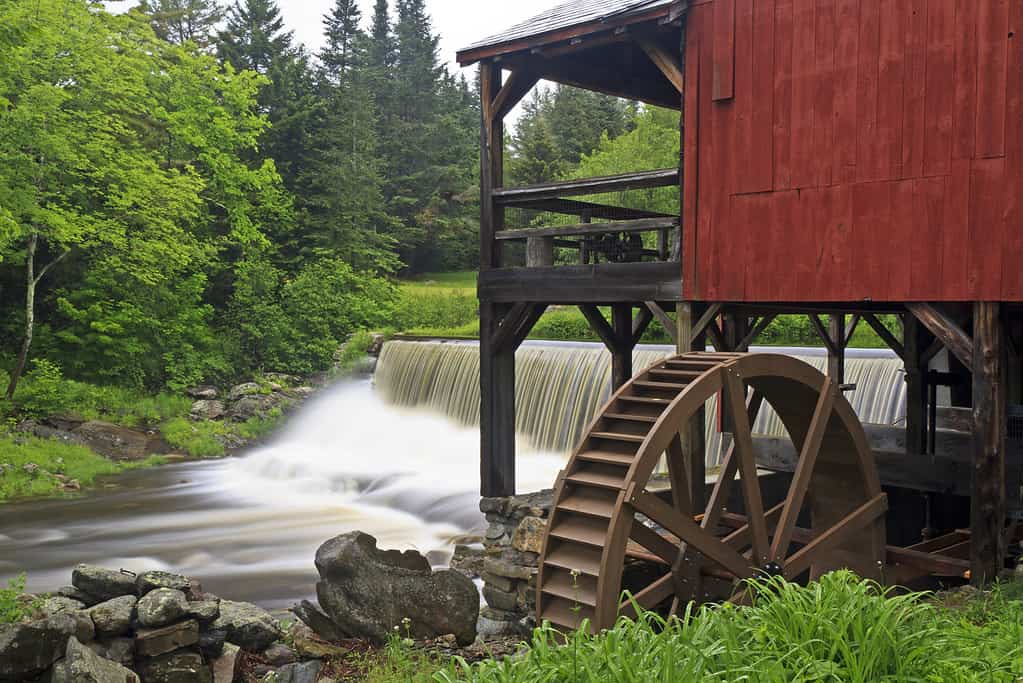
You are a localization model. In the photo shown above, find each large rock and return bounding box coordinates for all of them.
[136,589,188,628]
[314,532,479,646]
[71,421,150,461]
[187,600,219,623]
[88,596,137,638]
[189,400,226,422]
[50,636,140,683]
[511,517,546,554]
[210,643,240,683]
[227,394,284,422]
[290,601,344,642]
[137,651,211,683]
[211,601,281,652]
[40,597,86,616]
[272,661,322,683]
[186,386,219,400]
[227,382,261,401]
[136,571,191,596]
[0,613,76,682]
[135,620,199,659]
[72,565,137,602]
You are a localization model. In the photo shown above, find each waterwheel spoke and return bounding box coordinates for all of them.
[619,573,675,618]
[770,380,838,562]
[722,370,770,566]
[664,433,692,515]
[783,493,888,579]
[629,520,682,565]
[723,502,785,549]
[629,487,753,579]
[702,390,764,531]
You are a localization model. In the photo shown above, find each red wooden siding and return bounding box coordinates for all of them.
[682,0,1023,302]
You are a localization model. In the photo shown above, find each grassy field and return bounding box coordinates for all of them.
[349,573,1023,682]
[395,272,896,349]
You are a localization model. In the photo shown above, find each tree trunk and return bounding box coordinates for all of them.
[5,233,37,400]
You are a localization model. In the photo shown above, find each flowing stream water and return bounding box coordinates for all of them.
[0,340,905,609]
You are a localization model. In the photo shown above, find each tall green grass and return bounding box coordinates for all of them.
[437,572,1023,683]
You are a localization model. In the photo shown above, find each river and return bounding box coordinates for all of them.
[0,379,564,609]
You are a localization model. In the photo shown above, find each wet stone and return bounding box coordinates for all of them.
[135,619,200,659]
[137,588,188,628]
[88,596,137,638]
[72,565,137,602]
[136,571,192,596]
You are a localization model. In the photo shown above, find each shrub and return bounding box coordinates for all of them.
[0,575,32,624]
[161,418,227,458]
[394,286,478,331]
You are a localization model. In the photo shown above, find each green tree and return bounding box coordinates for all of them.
[138,0,223,48]
[0,0,284,393]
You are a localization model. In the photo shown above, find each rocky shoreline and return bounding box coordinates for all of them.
[1,531,520,683]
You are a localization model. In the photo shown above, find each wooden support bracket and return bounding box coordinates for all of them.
[640,41,684,93]
[907,303,974,368]
[863,313,906,360]
[644,301,678,345]
[738,314,777,350]
[808,315,841,356]
[491,69,540,123]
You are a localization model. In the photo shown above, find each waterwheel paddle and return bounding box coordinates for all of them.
[536,352,887,632]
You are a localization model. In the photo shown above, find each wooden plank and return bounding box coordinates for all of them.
[697,5,718,300]
[644,301,679,346]
[640,40,685,93]
[968,158,1008,300]
[713,0,737,100]
[877,0,906,179]
[773,0,794,190]
[722,371,770,564]
[495,217,679,241]
[493,169,680,204]
[907,176,947,300]
[629,488,752,579]
[479,62,502,271]
[923,0,955,176]
[479,303,516,497]
[579,304,617,351]
[901,0,928,179]
[514,197,675,221]
[832,0,860,184]
[851,181,892,298]
[977,0,1010,157]
[855,0,882,182]
[953,0,979,160]
[784,494,888,578]
[683,18,702,297]
[790,0,817,189]
[749,0,775,193]
[479,262,683,304]
[492,69,540,122]
[862,313,905,359]
[971,302,1006,585]
[887,545,971,576]
[1003,0,1023,301]
[812,0,836,187]
[888,180,915,300]
[942,159,972,297]
[907,303,974,368]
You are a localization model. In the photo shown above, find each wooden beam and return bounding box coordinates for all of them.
[907,303,974,368]
[631,306,654,346]
[479,62,503,271]
[478,262,682,304]
[579,304,617,350]
[807,314,841,356]
[491,69,540,122]
[828,314,847,383]
[493,168,680,204]
[492,303,547,352]
[692,303,725,342]
[971,302,1006,585]
[738,314,777,351]
[612,304,634,389]
[644,301,678,345]
[495,217,679,241]
[479,303,515,497]
[640,40,684,93]
[863,313,906,360]
[844,314,862,346]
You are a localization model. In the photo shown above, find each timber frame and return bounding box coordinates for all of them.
[464,2,1020,586]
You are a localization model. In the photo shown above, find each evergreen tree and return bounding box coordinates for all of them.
[319,0,361,87]
[367,0,395,73]
[217,0,292,74]
[138,0,222,48]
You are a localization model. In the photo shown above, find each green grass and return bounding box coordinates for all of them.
[402,271,478,289]
[433,573,1023,683]
[0,434,166,502]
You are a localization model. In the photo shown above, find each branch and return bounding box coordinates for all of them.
[33,250,70,286]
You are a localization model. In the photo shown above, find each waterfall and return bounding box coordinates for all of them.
[375,340,907,465]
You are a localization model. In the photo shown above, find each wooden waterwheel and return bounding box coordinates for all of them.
[536,352,888,632]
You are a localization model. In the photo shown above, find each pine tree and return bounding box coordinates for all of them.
[320,0,361,87]
[367,0,394,72]
[217,0,293,74]
[138,0,223,48]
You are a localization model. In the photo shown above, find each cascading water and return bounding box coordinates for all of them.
[376,340,907,465]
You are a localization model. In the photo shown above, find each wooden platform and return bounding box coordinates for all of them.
[478,262,682,304]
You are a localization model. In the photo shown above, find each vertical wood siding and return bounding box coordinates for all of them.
[684,0,1022,301]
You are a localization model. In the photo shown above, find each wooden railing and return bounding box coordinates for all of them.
[489,168,681,267]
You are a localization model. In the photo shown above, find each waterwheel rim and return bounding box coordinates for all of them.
[536,352,887,632]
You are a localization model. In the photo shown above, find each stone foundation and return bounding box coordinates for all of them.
[478,490,554,635]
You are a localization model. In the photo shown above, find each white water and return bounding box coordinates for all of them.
[0,379,564,608]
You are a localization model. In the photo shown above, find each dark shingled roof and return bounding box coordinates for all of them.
[459,0,674,56]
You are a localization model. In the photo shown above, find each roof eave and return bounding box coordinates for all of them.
[456,4,674,67]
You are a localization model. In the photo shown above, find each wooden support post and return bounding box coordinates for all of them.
[526,236,554,267]
[611,304,634,390]
[479,62,503,270]
[679,302,707,510]
[480,303,516,497]
[971,302,1006,585]
[904,313,928,457]
[828,314,847,384]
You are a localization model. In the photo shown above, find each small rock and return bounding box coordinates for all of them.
[482,557,534,581]
[292,637,346,660]
[211,601,281,652]
[0,613,76,682]
[137,588,188,628]
[512,517,546,554]
[227,382,261,401]
[262,643,297,666]
[136,571,192,596]
[87,596,137,638]
[482,585,519,612]
[40,596,85,616]
[190,400,226,421]
[64,479,81,491]
[135,619,200,658]
[103,637,135,667]
[198,628,227,660]
[57,586,96,606]
[187,600,220,623]
[51,636,140,683]
[187,385,219,400]
[291,601,344,642]
[137,650,211,683]
[23,462,39,476]
[272,661,323,683]
[450,544,486,579]
[72,565,136,602]
[211,643,240,683]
